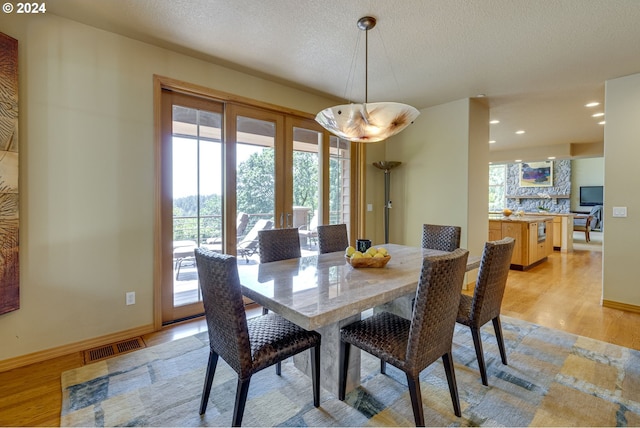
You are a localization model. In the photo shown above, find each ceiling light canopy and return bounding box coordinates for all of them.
[315,16,419,143]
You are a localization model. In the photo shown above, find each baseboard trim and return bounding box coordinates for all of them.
[0,323,155,372]
[602,299,640,314]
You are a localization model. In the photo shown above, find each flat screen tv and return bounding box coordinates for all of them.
[580,186,603,206]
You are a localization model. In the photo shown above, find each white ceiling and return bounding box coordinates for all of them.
[47,0,640,159]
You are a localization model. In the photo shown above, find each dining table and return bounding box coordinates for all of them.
[238,243,481,396]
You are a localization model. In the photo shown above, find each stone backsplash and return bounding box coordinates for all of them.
[505,160,571,213]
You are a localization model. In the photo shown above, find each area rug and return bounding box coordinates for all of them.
[61,316,640,427]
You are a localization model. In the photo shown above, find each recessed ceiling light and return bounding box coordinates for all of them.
[585,102,600,108]
[477,94,486,98]
[515,159,522,163]
[489,120,500,124]
[515,130,525,134]
[592,112,605,117]
[548,156,556,160]
[489,140,496,144]
[599,121,606,125]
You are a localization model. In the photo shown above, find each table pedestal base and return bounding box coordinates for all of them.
[293,314,361,397]
[375,294,414,320]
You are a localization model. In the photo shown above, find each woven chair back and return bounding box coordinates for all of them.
[421,224,461,252]
[194,249,252,377]
[317,224,349,254]
[407,248,469,372]
[258,228,302,263]
[469,237,515,326]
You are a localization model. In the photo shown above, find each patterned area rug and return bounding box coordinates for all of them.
[61,316,640,427]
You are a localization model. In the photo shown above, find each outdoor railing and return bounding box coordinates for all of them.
[173,211,346,244]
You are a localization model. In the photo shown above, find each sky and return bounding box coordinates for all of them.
[172,137,263,199]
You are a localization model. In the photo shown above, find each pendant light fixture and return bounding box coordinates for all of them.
[315,16,420,143]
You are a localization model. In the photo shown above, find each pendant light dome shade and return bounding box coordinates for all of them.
[315,102,420,143]
[315,16,419,143]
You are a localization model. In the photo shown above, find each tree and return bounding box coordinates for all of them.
[236,148,275,216]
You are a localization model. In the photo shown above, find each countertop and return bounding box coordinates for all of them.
[489,211,575,218]
[489,214,554,223]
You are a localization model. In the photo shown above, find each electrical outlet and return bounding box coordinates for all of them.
[126,292,136,305]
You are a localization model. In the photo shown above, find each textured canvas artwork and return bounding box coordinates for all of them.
[519,160,553,187]
[0,32,19,315]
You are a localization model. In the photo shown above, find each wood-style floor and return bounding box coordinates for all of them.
[2,243,640,427]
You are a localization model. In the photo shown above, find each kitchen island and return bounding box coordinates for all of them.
[489,215,554,270]
[490,211,574,253]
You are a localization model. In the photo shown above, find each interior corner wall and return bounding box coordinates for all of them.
[602,72,640,306]
[0,13,338,362]
[467,99,490,260]
[380,98,489,261]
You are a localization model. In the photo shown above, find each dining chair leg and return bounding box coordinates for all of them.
[232,377,251,427]
[406,373,425,427]
[470,326,488,386]
[441,352,461,417]
[311,343,321,407]
[199,351,219,415]
[380,360,386,374]
[276,361,281,375]
[338,341,350,401]
[492,316,508,365]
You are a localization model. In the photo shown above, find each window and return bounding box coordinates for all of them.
[489,164,507,212]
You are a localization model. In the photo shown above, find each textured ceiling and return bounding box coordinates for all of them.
[47,0,640,160]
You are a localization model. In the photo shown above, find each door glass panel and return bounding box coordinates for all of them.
[172,106,222,307]
[330,136,351,233]
[236,116,276,264]
[293,126,321,253]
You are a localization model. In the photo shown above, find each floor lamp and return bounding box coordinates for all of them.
[373,161,401,244]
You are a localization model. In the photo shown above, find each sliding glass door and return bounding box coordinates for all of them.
[161,91,223,323]
[156,78,356,325]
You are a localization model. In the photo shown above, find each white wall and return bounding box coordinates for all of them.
[0,14,338,361]
[602,72,640,307]
[571,158,604,211]
[367,98,489,271]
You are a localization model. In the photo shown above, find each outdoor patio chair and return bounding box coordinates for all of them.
[194,249,320,427]
[205,212,250,245]
[456,237,515,386]
[237,219,273,262]
[339,249,469,426]
[173,240,198,280]
[298,210,318,248]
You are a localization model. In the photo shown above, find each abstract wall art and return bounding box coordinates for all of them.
[0,32,19,315]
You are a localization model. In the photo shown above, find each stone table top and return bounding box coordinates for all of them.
[239,243,481,330]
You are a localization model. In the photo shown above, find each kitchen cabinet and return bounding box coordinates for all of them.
[488,216,553,270]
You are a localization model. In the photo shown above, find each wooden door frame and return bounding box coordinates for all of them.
[153,75,364,330]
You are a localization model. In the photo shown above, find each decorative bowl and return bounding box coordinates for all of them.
[345,255,391,268]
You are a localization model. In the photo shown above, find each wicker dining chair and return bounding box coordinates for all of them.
[456,237,515,386]
[257,227,303,371]
[421,224,461,252]
[194,249,320,427]
[258,228,302,263]
[339,249,469,426]
[317,223,349,254]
